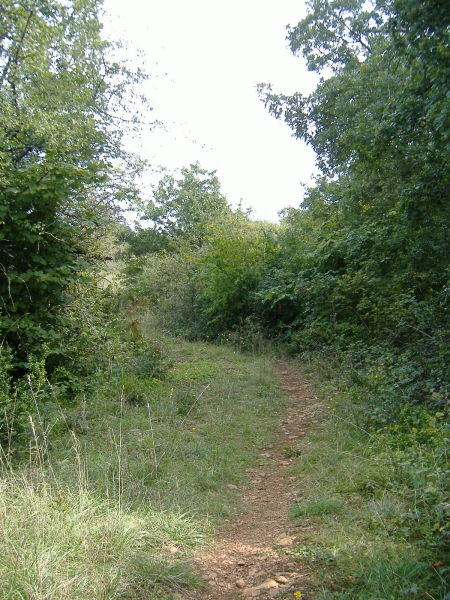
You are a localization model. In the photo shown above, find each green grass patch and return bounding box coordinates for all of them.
[292,498,345,519]
[0,473,205,599]
[1,313,283,598]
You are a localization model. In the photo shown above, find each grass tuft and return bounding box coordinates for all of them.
[0,472,206,599]
[292,498,345,519]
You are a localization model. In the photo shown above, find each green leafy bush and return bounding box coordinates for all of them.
[0,0,144,361]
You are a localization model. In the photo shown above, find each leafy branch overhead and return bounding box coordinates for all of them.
[258,0,450,202]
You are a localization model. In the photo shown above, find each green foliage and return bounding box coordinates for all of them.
[0,0,145,360]
[1,1,448,594]
[123,6,449,594]
[316,553,440,600]
[196,214,279,334]
[0,274,171,451]
[174,388,198,416]
[292,498,344,519]
[0,475,205,599]
[0,344,54,448]
[0,345,18,445]
[121,251,206,337]
[120,163,235,338]
[138,162,232,251]
[286,364,449,599]
[0,327,283,599]
[250,0,450,414]
[0,161,89,358]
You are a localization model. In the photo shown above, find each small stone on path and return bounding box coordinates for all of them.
[243,588,261,598]
[260,579,279,590]
[277,536,295,547]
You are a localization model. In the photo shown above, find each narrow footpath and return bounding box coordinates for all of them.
[183,362,323,600]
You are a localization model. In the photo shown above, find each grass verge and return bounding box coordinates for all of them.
[284,359,449,600]
[0,472,203,599]
[0,313,283,599]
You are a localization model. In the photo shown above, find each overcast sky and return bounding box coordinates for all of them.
[103,0,318,222]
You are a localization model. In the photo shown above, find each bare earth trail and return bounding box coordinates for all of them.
[183,361,323,600]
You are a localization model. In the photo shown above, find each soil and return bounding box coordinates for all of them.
[181,361,323,600]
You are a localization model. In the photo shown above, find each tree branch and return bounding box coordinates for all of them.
[0,8,34,91]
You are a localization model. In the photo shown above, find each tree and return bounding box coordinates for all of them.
[258,0,450,217]
[0,0,144,360]
[253,0,450,411]
[139,163,231,251]
[257,0,450,321]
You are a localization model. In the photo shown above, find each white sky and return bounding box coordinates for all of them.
[103,0,318,222]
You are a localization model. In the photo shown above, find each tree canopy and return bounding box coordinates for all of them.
[0,0,144,359]
[255,0,450,348]
[139,163,231,251]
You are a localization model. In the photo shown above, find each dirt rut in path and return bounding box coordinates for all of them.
[182,362,322,600]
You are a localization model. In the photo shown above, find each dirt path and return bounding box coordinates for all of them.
[182,361,323,600]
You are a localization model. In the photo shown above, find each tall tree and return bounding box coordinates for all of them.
[138,163,231,251]
[0,0,144,359]
[257,0,450,314]
[253,0,450,402]
[258,0,450,217]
